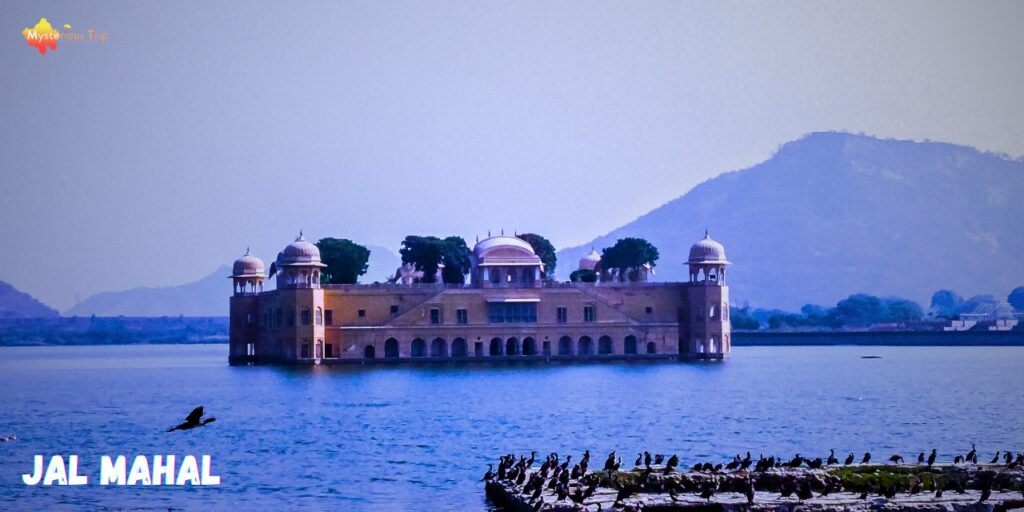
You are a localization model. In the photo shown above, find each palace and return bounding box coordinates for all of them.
[228,232,731,365]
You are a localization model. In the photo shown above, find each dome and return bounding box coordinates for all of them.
[578,249,601,271]
[278,232,324,266]
[232,248,265,278]
[472,235,536,256]
[688,232,729,264]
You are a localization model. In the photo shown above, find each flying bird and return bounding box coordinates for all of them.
[167,406,216,432]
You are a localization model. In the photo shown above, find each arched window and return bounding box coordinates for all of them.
[505,337,519,356]
[578,336,594,355]
[624,335,638,355]
[709,305,716,319]
[646,342,657,354]
[558,336,573,355]
[384,338,399,358]
[489,337,503,356]
[452,338,468,358]
[315,307,323,325]
[598,335,613,355]
[364,345,376,359]
[490,268,501,284]
[430,338,447,357]
[411,338,426,357]
[522,337,537,356]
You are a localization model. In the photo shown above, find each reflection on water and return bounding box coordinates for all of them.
[1,344,1022,511]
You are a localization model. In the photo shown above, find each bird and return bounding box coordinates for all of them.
[917,452,925,464]
[934,486,943,498]
[844,453,855,466]
[909,480,922,495]
[927,449,936,467]
[954,455,963,464]
[827,449,838,465]
[699,480,718,502]
[796,480,813,501]
[966,443,977,464]
[634,453,642,467]
[990,452,1000,464]
[167,406,216,432]
[888,454,904,464]
[979,481,991,503]
[482,464,494,481]
[861,452,871,464]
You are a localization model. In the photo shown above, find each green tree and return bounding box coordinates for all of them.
[517,233,557,279]
[399,235,471,284]
[730,305,760,330]
[569,269,598,283]
[881,298,924,323]
[833,294,883,326]
[315,238,370,284]
[600,238,660,281]
[1007,286,1024,311]
[929,289,963,318]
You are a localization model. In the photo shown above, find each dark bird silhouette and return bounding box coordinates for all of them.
[634,453,642,467]
[954,455,963,464]
[644,451,652,467]
[167,406,215,432]
[796,480,814,501]
[700,480,718,502]
[917,452,925,464]
[827,449,838,465]
[482,464,494,481]
[604,452,617,472]
[966,443,977,464]
[990,452,1000,464]
[780,478,796,498]
[934,486,943,498]
[979,481,991,503]
[844,453,855,466]
[927,449,936,467]
[861,452,871,464]
[555,483,568,502]
[888,454,904,464]
[909,480,922,495]
[1004,452,1013,464]
[807,458,823,469]
[654,454,665,465]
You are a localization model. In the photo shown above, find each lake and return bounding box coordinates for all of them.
[1,344,1022,511]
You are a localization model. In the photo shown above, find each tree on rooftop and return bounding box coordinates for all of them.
[399,235,471,284]
[600,237,660,281]
[517,233,557,279]
[316,238,370,285]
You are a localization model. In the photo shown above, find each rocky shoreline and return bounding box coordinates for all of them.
[484,456,1024,511]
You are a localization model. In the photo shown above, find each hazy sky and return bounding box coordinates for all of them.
[2,1,1023,310]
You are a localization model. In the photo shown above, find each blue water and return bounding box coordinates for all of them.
[1,344,1022,511]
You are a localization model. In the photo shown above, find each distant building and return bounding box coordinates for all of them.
[944,302,1021,332]
[228,232,732,364]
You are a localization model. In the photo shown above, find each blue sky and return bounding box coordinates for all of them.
[2,1,1022,310]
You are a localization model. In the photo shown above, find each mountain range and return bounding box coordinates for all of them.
[3,132,1021,317]
[557,132,1024,309]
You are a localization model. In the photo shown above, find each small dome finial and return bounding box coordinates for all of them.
[704,228,710,239]
[245,246,251,255]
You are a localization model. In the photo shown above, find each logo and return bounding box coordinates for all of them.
[21,17,108,55]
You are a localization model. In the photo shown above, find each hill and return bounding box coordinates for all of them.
[0,280,59,318]
[557,132,1024,309]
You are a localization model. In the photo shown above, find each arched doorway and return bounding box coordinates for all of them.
[430,337,447,357]
[646,342,657,354]
[385,338,399,359]
[451,338,468,358]
[505,337,519,356]
[411,338,426,357]
[489,337,503,356]
[624,335,638,355]
[578,336,594,355]
[364,345,376,359]
[522,337,537,356]
[558,336,573,355]
[598,335,613,355]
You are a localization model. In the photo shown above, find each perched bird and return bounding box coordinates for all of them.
[780,478,796,498]
[654,454,665,465]
[844,453,855,466]
[827,449,838,466]
[634,453,642,467]
[699,480,718,502]
[807,458,823,469]
[861,452,871,464]
[796,480,813,501]
[482,464,494,481]
[954,455,963,464]
[917,452,925,464]
[927,449,936,467]
[966,443,977,464]
[883,482,898,499]
[979,481,991,503]
[909,480,922,495]
[888,454,904,464]
[167,406,216,432]
[990,452,1000,464]
[934,486,943,498]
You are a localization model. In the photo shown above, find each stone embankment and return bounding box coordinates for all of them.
[485,457,1024,511]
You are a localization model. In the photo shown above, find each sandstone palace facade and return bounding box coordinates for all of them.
[228,233,731,365]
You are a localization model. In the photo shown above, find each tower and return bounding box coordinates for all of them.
[683,231,731,359]
[271,232,328,362]
[229,248,265,364]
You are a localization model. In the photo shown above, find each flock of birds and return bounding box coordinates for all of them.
[484,445,1024,510]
